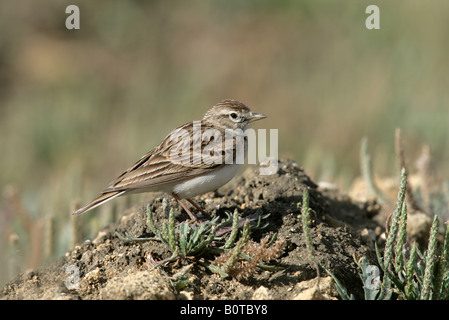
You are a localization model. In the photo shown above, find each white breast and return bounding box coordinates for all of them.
[172,164,242,199]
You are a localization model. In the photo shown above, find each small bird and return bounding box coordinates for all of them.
[73,99,267,220]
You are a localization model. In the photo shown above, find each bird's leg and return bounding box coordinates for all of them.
[172,193,198,221]
[186,198,211,219]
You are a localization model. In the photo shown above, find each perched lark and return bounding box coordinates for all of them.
[74,99,267,220]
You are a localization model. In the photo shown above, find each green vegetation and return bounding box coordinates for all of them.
[360,170,449,300]
[328,160,449,300]
[116,205,284,282]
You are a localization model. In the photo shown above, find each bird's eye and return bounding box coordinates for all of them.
[229,112,239,121]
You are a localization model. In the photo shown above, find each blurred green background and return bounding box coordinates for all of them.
[1,1,449,286]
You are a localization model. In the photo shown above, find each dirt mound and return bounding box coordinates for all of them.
[1,159,381,300]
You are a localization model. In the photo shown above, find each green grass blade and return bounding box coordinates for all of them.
[420,215,439,300]
[384,168,407,269]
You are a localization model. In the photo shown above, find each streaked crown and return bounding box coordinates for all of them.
[202,99,266,130]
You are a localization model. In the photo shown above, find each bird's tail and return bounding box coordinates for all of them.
[73,190,126,215]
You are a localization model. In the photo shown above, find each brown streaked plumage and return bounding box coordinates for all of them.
[73,99,266,220]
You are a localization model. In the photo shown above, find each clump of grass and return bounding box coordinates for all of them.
[213,227,285,280]
[332,168,449,300]
[371,169,449,300]
[117,204,284,280]
[147,206,218,259]
[339,131,449,300]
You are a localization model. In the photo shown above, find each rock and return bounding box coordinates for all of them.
[294,286,327,300]
[293,276,338,300]
[252,286,272,300]
[99,269,175,300]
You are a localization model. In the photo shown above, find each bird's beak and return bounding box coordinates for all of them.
[248,112,267,123]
